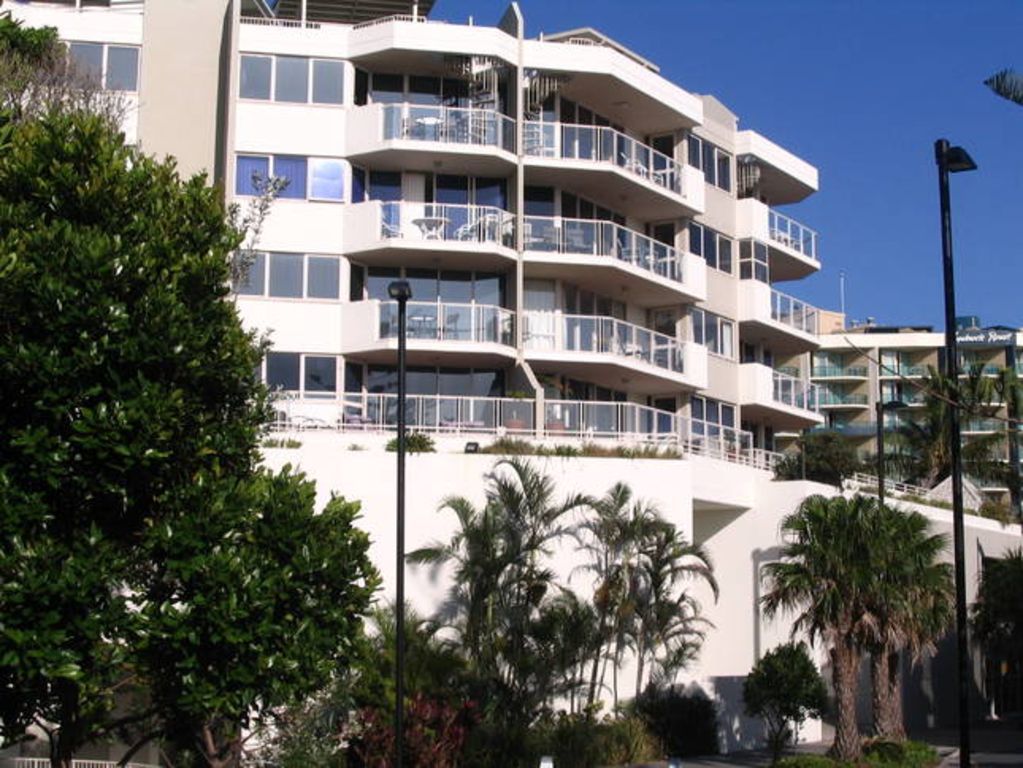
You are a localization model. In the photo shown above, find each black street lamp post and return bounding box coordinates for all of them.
[934,138,976,768]
[387,279,412,768]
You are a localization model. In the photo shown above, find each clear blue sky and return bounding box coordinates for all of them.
[432,0,1023,330]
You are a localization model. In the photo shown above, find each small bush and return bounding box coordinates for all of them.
[600,715,660,765]
[480,437,536,455]
[776,756,845,768]
[634,685,719,757]
[262,437,302,449]
[348,443,365,451]
[551,444,581,457]
[525,713,659,768]
[862,739,939,768]
[385,432,435,453]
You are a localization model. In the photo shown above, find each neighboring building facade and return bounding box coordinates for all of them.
[6,0,1021,759]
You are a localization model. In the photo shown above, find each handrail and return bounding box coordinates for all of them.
[523,120,684,196]
[523,215,685,284]
[376,201,515,248]
[11,761,159,768]
[817,391,869,406]
[847,472,931,498]
[544,399,679,440]
[770,288,818,335]
[374,300,515,346]
[767,208,819,261]
[380,103,515,152]
[523,311,684,374]
[352,14,445,29]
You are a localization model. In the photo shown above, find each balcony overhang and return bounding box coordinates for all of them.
[524,354,694,396]
[523,160,703,221]
[735,130,818,205]
[738,281,819,354]
[739,364,823,430]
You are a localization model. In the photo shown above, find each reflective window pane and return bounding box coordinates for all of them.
[307,256,339,299]
[105,46,139,91]
[233,252,265,295]
[273,155,307,199]
[309,158,344,201]
[275,56,309,102]
[312,59,343,104]
[266,352,300,392]
[304,356,337,395]
[268,253,304,298]
[367,267,400,300]
[69,42,103,86]
[240,55,271,99]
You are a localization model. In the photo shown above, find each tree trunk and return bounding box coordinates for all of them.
[52,679,79,768]
[829,642,862,762]
[871,648,907,740]
[635,644,646,699]
[883,651,906,740]
[871,649,889,737]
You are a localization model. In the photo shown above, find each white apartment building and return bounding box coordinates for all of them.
[6,0,1022,758]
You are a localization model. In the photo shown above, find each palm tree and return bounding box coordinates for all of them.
[408,458,592,726]
[972,548,1023,716]
[630,522,717,696]
[863,505,953,740]
[986,69,1023,106]
[892,366,1006,490]
[573,482,661,708]
[761,494,879,762]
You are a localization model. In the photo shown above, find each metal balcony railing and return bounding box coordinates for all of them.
[523,120,684,196]
[523,312,684,374]
[767,208,819,261]
[376,301,514,346]
[377,202,514,248]
[817,391,869,406]
[522,215,685,284]
[382,103,515,153]
[543,399,679,440]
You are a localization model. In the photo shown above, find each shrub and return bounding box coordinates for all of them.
[385,432,435,453]
[480,437,536,455]
[599,715,660,765]
[523,713,659,768]
[743,642,828,763]
[774,432,862,487]
[862,739,939,768]
[776,756,846,768]
[350,695,476,768]
[262,437,302,449]
[633,685,719,757]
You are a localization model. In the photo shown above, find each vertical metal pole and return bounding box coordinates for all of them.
[876,399,885,510]
[935,138,971,767]
[395,294,407,768]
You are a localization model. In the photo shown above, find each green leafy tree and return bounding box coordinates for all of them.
[133,470,378,768]
[972,547,1023,714]
[773,432,862,487]
[761,494,879,762]
[863,505,952,740]
[743,642,828,764]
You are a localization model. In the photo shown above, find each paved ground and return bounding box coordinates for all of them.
[629,720,1023,767]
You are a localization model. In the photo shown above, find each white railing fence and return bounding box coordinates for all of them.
[382,104,515,152]
[375,301,515,346]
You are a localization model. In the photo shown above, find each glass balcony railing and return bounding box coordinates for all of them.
[378,202,514,248]
[377,301,514,346]
[523,120,684,196]
[382,103,515,153]
[963,418,1003,433]
[544,399,679,440]
[812,421,878,437]
[817,391,869,406]
[812,365,869,378]
[773,371,819,412]
[767,209,819,261]
[341,393,534,433]
[523,312,684,374]
[771,289,818,335]
[522,215,685,284]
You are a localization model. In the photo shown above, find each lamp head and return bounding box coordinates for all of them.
[388,280,412,301]
[936,139,977,173]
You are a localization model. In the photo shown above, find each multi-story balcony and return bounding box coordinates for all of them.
[812,421,878,438]
[880,363,929,378]
[811,364,869,380]
[346,103,516,174]
[523,311,708,393]
[817,391,869,408]
[739,364,823,429]
[342,201,516,269]
[522,121,704,219]
[522,215,706,305]
[342,299,516,366]
[736,198,820,281]
[738,281,819,353]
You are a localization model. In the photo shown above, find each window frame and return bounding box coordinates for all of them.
[234,154,346,202]
[238,52,345,106]
[232,252,341,301]
[688,222,734,274]
[68,41,140,93]
[691,308,735,359]
[264,353,341,399]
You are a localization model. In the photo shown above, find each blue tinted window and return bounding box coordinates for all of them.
[312,59,343,104]
[368,171,401,202]
[273,155,307,199]
[268,253,303,298]
[307,257,340,299]
[236,155,270,195]
[304,356,337,395]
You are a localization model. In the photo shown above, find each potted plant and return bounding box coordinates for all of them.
[504,390,531,431]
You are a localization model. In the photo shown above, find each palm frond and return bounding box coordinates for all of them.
[986,68,1023,107]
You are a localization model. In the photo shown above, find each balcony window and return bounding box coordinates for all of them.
[106,46,139,91]
[740,240,770,282]
[307,257,340,299]
[274,155,307,200]
[233,253,340,300]
[304,356,338,397]
[268,253,304,298]
[312,60,344,104]
[370,73,404,104]
[691,396,736,437]
[69,42,103,84]
[265,353,340,398]
[275,56,309,103]
[688,134,732,192]
[235,155,270,196]
[266,352,301,392]
[692,308,735,359]
[689,222,733,274]
[241,54,344,105]
[309,158,345,201]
